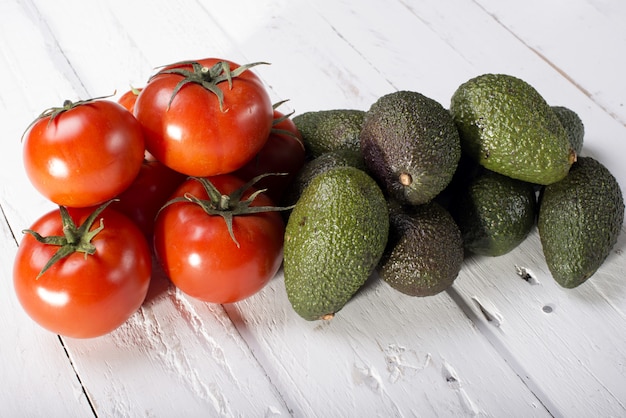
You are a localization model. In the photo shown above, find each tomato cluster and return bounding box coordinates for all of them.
[14,58,306,338]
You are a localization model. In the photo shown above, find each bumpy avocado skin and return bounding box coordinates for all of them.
[450,169,537,256]
[379,201,463,296]
[538,157,624,288]
[552,105,584,155]
[360,90,461,206]
[450,73,574,185]
[281,149,366,208]
[283,167,389,320]
[292,109,365,158]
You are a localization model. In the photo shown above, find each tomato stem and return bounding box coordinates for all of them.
[21,93,116,141]
[270,100,304,150]
[159,175,293,248]
[154,60,269,112]
[22,200,115,279]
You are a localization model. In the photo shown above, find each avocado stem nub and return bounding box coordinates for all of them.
[399,172,413,186]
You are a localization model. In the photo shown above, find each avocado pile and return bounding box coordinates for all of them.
[282,73,624,321]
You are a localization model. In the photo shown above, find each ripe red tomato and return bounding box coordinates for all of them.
[153,175,285,303]
[234,109,306,201]
[134,58,273,177]
[118,87,162,162]
[13,204,152,338]
[112,159,186,240]
[22,99,145,207]
[118,87,143,113]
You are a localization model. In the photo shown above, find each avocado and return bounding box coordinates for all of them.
[283,166,389,320]
[538,156,624,288]
[292,109,365,158]
[360,90,461,206]
[379,201,463,296]
[450,169,537,256]
[281,149,366,208]
[450,73,576,185]
[552,105,584,155]
[435,150,482,209]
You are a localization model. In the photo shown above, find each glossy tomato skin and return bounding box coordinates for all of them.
[134,58,273,177]
[23,100,145,207]
[234,110,306,202]
[118,87,143,114]
[13,206,152,338]
[153,175,285,303]
[113,159,186,240]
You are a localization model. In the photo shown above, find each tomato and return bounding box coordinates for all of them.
[153,175,285,303]
[118,87,143,113]
[134,58,273,177]
[112,159,186,240]
[118,87,163,162]
[234,109,306,201]
[22,99,145,207]
[13,203,152,338]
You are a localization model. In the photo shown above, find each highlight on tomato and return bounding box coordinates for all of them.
[153,174,289,304]
[133,58,274,177]
[22,98,145,208]
[234,102,306,202]
[13,202,152,338]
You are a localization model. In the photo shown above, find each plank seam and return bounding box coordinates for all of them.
[471,0,626,129]
[57,335,98,417]
[446,286,559,418]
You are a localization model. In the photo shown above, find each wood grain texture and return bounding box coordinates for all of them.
[0,0,624,416]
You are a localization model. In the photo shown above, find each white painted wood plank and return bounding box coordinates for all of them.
[64,267,291,417]
[0,0,75,226]
[226,273,553,416]
[0,0,625,416]
[0,2,99,415]
[299,0,626,190]
[450,227,626,417]
[465,0,626,204]
[474,0,626,126]
[205,0,626,415]
[5,0,554,415]
[0,208,94,417]
[0,1,290,416]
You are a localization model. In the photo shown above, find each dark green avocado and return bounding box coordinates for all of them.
[360,90,461,206]
[538,156,624,288]
[379,201,463,296]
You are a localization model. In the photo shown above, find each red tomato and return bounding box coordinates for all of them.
[134,58,273,177]
[22,99,145,207]
[118,87,143,113]
[118,87,162,162]
[153,175,285,303]
[112,159,186,240]
[13,204,152,338]
[234,109,306,201]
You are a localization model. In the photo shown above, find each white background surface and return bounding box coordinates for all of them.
[1,0,625,416]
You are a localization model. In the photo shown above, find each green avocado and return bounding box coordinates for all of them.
[292,109,365,158]
[450,73,576,185]
[450,169,537,256]
[379,201,463,296]
[552,105,584,155]
[538,157,624,288]
[360,90,461,206]
[281,149,366,208]
[283,166,389,320]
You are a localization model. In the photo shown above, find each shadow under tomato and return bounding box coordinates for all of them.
[142,256,174,305]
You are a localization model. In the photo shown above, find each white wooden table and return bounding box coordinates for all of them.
[1,0,625,416]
